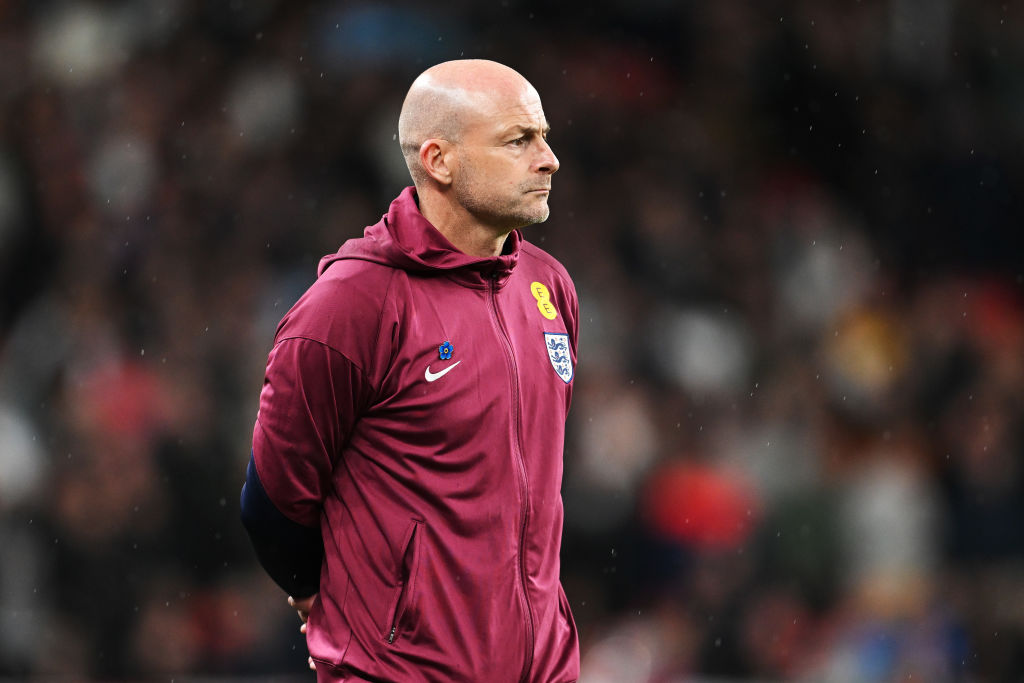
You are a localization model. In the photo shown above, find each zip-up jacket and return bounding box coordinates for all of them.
[250,187,580,682]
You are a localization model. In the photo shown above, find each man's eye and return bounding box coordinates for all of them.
[509,136,527,147]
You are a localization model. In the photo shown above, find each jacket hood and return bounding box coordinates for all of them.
[317,187,522,287]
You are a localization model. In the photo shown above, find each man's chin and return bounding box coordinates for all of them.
[518,207,551,227]
[525,198,551,224]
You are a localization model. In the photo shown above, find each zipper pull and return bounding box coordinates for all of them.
[388,626,397,643]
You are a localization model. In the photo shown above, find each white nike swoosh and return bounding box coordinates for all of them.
[424,361,461,382]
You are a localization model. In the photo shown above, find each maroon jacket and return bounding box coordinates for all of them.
[252,187,580,682]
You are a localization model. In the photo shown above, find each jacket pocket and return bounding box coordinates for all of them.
[383,518,422,644]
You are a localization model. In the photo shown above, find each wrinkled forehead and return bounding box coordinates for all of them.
[464,82,548,134]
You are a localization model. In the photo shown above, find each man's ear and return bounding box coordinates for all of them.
[419,139,454,186]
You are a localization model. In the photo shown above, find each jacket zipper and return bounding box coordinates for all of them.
[488,274,535,683]
[385,520,421,644]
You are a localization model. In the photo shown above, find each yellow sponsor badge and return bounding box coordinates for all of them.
[530,282,558,320]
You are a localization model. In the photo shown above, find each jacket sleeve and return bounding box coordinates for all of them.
[250,335,373,527]
[565,279,580,411]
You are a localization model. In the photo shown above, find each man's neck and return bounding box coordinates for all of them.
[416,187,509,258]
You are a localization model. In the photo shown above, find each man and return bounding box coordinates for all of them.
[240,59,580,682]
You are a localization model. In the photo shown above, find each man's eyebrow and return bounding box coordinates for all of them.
[502,123,551,137]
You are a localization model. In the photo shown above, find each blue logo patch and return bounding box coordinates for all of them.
[544,333,573,383]
[439,341,453,360]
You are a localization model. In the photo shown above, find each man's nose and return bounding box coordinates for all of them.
[535,138,559,174]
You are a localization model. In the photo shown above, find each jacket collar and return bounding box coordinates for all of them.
[385,187,521,288]
[322,187,521,289]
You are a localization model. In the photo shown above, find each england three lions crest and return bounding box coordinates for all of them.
[544,332,573,384]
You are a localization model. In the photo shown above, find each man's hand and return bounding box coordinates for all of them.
[288,594,318,671]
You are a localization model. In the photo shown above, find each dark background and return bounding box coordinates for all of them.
[1,1,1022,680]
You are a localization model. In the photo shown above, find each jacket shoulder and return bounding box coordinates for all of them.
[519,241,575,293]
[276,259,398,363]
[518,240,578,346]
[519,241,577,312]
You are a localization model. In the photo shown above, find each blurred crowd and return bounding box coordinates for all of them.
[1,1,1022,681]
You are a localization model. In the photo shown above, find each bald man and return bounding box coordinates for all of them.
[241,60,580,682]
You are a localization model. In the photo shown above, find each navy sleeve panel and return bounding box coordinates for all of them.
[240,453,324,598]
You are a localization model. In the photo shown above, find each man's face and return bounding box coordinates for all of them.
[450,85,560,232]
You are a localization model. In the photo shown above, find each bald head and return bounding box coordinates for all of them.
[398,60,538,185]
